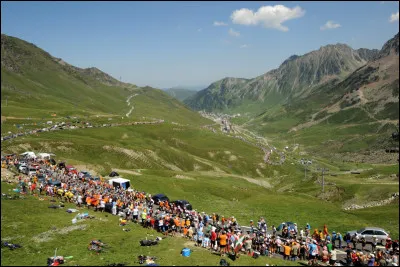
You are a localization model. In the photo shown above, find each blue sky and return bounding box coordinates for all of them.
[1,1,399,89]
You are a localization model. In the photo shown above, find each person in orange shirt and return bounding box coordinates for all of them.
[183,226,188,237]
[165,202,170,212]
[86,196,92,209]
[323,224,329,239]
[174,217,180,228]
[180,219,185,233]
[283,242,291,260]
[219,231,228,256]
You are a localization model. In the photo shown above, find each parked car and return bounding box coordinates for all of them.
[25,167,38,176]
[347,227,389,245]
[65,165,78,175]
[78,171,92,180]
[31,163,41,170]
[37,173,46,183]
[18,163,28,172]
[172,200,192,210]
[89,176,100,182]
[47,180,62,187]
[152,194,169,205]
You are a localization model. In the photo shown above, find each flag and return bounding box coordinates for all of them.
[233,234,246,253]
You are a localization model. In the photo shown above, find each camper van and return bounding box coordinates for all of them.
[108,178,130,190]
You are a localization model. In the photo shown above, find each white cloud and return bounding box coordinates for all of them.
[320,20,341,30]
[229,28,240,37]
[240,44,249,48]
[213,21,228,26]
[389,11,399,22]
[197,28,202,32]
[230,5,305,32]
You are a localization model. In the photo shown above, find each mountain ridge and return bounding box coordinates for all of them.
[185,34,399,116]
[1,33,210,126]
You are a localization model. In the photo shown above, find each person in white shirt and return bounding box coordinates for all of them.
[158,218,164,233]
[133,206,139,223]
[329,246,337,266]
[99,199,105,212]
[77,194,83,207]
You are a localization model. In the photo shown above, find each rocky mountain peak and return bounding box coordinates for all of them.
[377,32,399,59]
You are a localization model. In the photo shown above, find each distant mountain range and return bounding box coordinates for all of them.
[184,33,399,133]
[185,41,388,111]
[163,85,204,102]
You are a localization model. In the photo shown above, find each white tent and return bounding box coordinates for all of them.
[37,153,55,159]
[20,151,36,159]
[108,177,131,190]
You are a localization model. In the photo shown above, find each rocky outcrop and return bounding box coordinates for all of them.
[376,32,399,60]
[356,48,379,62]
[343,192,399,210]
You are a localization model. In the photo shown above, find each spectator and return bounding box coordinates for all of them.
[329,246,337,266]
[283,242,291,260]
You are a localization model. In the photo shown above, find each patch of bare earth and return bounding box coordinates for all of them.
[31,224,87,243]
[229,155,237,161]
[103,145,148,163]
[56,146,76,152]
[192,156,225,172]
[256,168,265,178]
[18,143,33,151]
[174,174,195,180]
[145,150,182,171]
[2,235,26,241]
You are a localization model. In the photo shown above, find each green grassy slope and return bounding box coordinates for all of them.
[1,34,210,129]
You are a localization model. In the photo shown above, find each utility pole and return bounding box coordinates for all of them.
[317,167,329,192]
[300,159,312,180]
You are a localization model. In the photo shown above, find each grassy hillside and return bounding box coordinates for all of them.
[2,123,398,223]
[1,182,302,267]
[1,34,211,130]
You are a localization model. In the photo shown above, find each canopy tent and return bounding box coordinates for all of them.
[20,151,36,159]
[108,178,130,190]
[37,153,56,159]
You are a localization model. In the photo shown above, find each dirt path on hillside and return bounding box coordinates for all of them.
[125,94,139,118]
[112,168,142,176]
